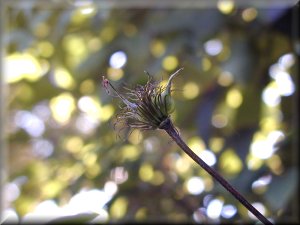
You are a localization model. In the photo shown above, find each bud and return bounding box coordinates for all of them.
[159,68,184,114]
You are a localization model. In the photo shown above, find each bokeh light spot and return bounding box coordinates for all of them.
[207,199,224,219]
[204,39,223,56]
[202,57,212,71]
[5,53,43,83]
[221,204,237,219]
[128,129,143,145]
[107,68,124,81]
[64,136,84,154]
[209,137,224,153]
[135,207,147,221]
[187,137,206,155]
[50,93,76,125]
[274,72,295,96]
[242,8,258,22]
[266,154,283,175]
[120,145,140,161]
[150,40,165,57]
[110,167,129,184]
[4,183,20,203]
[104,181,118,197]
[212,114,228,128]
[193,207,206,223]
[80,7,95,15]
[246,154,263,171]
[31,139,54,159]
[14,111,45,137]
[217,0,235,14]
[186,177,205,195]
[248,202,266,219]
[175,155,191,174]
[183,82,200,99]
[199,150,216,166]
[150,171,165,186]
[252,174,272,194]
[110,197,128,219]
[250,140,275,160]
[75,113,99,134]
[37,41,54,58]
[109,51,127,69]
[80,79,95,95]
[262,83,281,107]
[226,88,243,108]
[162,55,178,71]
[42,181,64,198]
[139,163,154,182]
[78,96,100,117]
[53,67,76,90]
[218,71,234,87]
[63,35,87,57]
[278,53,295,69]
[82,152,97,167]
[100,104,115,122]
[219,149,243,175]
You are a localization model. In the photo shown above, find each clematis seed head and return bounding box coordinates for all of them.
[102,68,183,132]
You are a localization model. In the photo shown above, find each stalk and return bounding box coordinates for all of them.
[159,118,273,225]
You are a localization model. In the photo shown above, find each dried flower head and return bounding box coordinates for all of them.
[102,68,183,132]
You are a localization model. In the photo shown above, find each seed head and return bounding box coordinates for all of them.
[102,68,183,132]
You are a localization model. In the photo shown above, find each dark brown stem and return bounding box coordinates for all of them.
[160,118,273,225]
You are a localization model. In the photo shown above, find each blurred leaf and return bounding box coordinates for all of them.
[46,212,98,224]
[265,167,298,211]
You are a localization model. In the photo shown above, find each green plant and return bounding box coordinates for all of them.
[103,69,273,225]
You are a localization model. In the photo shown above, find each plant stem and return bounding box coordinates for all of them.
[160,118,273,225]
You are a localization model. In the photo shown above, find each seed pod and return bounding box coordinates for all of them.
[160,68,184,114]
[102,68,183,132]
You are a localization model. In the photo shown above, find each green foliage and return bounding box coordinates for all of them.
[1,1,298,224]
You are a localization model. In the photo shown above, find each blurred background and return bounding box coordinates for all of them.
[1,0,299,224]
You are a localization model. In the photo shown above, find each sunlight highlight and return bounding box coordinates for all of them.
[252,174,272,194]
[109,51,127,69]
[278,53,295,69]
[139,163,154,182]
[162,55,178,71]
[250,130,284,160]
[50,93,76,125]
[221,204,237,219]
[217,0,235,14]
[204,39,223,56]
[242,8,258,22]
[207,199,224,219]
[226,88,243,108]
[5,53,43,83]
[218,71,234,87]
[14,111,45,137]
[262,83,281,107]
[199,150,216,166]
[219,149,243,175]
[186,177,205,195]
[53,67,76,90]
[150,40,166,57]
[248,202,266,220]
[78,96,102,120]
[183,82,200,99]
